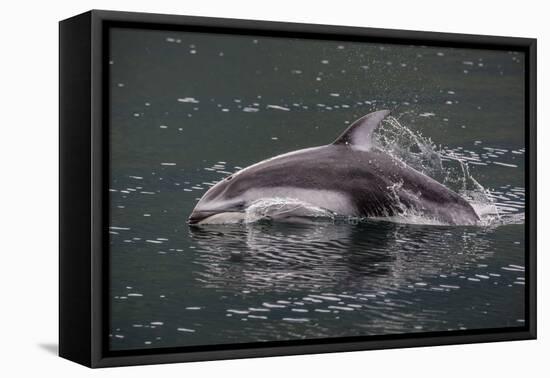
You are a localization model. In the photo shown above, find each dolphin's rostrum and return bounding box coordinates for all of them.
[188,110,480,226]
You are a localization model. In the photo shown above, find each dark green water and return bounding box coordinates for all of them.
[108,27,526,350]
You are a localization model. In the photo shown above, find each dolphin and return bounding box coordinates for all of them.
[188,110,480,226]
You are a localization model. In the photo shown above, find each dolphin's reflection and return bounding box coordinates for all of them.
[188,220,494,294]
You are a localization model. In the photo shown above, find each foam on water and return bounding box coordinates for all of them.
[244,198,334,224]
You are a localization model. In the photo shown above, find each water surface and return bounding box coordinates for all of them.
[108,27,526,350]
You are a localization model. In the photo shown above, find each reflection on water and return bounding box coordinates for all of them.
[109,219,525,349]
[191,221,493,293]
[108,28,526,350]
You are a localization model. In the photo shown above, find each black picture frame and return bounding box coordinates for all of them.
[59,9,537,368]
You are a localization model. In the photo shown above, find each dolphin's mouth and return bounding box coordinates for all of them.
[188,210,217,225]
[188,210,245,225]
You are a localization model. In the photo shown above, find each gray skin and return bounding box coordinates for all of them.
[188,110,480,225]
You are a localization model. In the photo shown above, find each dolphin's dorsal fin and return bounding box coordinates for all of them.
[332,110,391,151]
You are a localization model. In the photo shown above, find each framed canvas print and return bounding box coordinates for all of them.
[59,10,536,368]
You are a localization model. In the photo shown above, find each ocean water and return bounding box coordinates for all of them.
[108,27,526,350]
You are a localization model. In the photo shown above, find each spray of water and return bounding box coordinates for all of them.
[245,198,334,223]
[376,116,503,226]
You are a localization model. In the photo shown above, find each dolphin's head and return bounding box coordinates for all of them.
[188,174,247,225]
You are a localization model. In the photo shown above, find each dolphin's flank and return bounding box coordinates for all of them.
[188,110,480,226]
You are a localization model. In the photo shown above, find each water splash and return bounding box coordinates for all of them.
[377,116,521,226]
[245,198,335,223]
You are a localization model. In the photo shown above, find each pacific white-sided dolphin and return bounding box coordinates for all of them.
[188,110,480,225]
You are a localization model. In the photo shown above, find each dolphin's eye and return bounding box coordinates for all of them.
[226,175,233,181]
